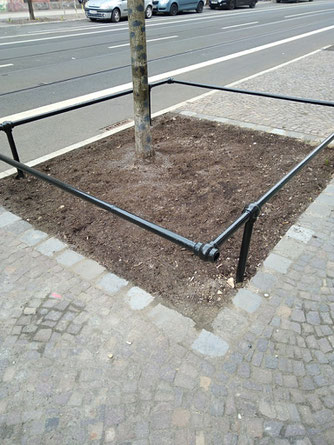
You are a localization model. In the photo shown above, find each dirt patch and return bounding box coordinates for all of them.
[1,114,333,327]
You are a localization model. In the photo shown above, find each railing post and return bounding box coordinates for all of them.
[1,122,24,179]
[236,204,260,283]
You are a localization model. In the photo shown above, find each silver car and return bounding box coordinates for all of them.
[85,0,153,22]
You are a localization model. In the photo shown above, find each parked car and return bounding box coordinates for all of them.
[85,0,154,22]
[153,0,204,16]
[276,0,313,2]
[209,0,257,9]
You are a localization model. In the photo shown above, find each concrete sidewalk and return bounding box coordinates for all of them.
[0,6,85,23]
[0,49,334,444]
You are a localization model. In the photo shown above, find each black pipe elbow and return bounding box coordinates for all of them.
[0,121,14,133]
[194,242,220,262]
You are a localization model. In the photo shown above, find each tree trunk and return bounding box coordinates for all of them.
[27,0,35,20]
[127,0,153,158]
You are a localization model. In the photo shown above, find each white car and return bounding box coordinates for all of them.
[85,0,153,22]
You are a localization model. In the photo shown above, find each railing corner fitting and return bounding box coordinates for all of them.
[0,121,14,133]
[194,242,220,262]
[244,203,261,221]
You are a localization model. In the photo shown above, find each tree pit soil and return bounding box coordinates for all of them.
[1,114,333,327]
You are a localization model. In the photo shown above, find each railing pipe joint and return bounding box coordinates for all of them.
[0,121,14,133]
[193,242,220,262]
[244,203,261,222]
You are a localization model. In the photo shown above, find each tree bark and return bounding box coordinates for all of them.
[127,0,153,158]
[27,0,35,20]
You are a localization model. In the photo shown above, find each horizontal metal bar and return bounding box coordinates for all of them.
[0,80,171,131]
[211,210,251,248]
[254,132,334,208]
[0,88,134,129]
[149,79,171,88]
[170,79,334,108]
[210,132,334,248]
[0,153,219,262]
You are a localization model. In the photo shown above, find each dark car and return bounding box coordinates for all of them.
[209,0,257,9]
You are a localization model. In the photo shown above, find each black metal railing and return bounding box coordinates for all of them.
[1,78,333,282]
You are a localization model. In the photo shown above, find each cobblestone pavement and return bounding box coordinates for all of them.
[1,185,334,445]
[1,181,334,444]
[1,49,334,444]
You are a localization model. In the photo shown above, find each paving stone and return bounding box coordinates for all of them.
[212,307,248,340]
[291,309,306,323]
[265,355,278,369]
[293,361,306,377]
[72,258,105,281]
[313,374,328,387]
[307,202,332,218]
[322,394,334,409]
[223,433,238,445]
[192,330,229,358]
[274,237,305,260]
[35,237,67,256]
[238,362,250,378]
[295,439,312,445]
[45,310,62,321]
[233,288,262,313]
[286,225,314,244]
[318,337,332,354]
[306,311,321,325]
[0,211,20,228]
[263,421,283,437]
[246,418,263,438]
[252,351,264,367]
[313,409,333,425]
[97,272,128,295]
[285,424,306,437]
[19,229,48,246]
[283,375,298,388]
[23,307,36,315]
[55,249,84,267]
[252,368,272,384]
[33,329,52,342]
[4,219,32,234]
[127,287,154,310]
[148,304,195,343]
[45,417,59,432]
[264,253,292,274]
[251,272,278,293]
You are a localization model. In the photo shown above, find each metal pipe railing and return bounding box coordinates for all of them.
[0,79,170,130]
[1,79,333,282]
[0,153,219,263]
[254,132,334,208]
[169,78,334,108]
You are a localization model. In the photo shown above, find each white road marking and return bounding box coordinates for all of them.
[0,64,13,68]
[0,27,128,47]
[220,14,331,34]
[0,47,323,180]
[285,9,334,18]
[108,35,178,49]
[222,22,258,30]
[1,24,333,123]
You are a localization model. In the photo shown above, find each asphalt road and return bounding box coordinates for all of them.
[0,0,334,172]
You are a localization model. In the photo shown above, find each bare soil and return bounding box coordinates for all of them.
[1,114,333,327]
